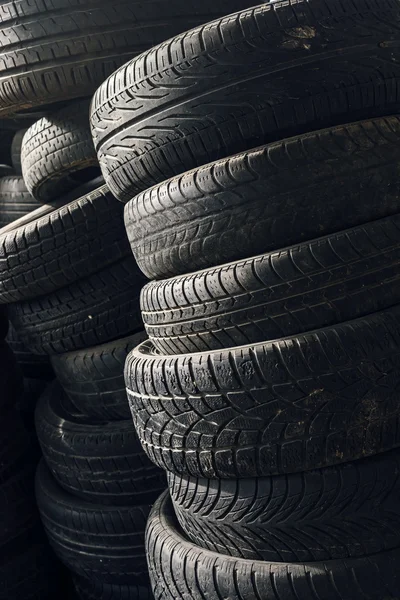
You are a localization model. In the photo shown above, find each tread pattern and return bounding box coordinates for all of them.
[21,99,99,203]
[125,305,400,478]
[93,0,400,202]
[73,576,153,600]
[0,184,131,304]
[36,381,166,505]
[141,213,400,353]
[125,116,400,279]
[8,256,145,355]
[0,0,265,116]
[0,175,39,228]
[51,331,147,420]
[147,491,400,600]
[36,460,156,585]
[7,323,52,379]
[169,448,400,562]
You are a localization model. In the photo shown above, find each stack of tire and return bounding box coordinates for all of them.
[90,2,400,598]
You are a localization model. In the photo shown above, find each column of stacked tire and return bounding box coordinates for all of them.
[91,1,400,598]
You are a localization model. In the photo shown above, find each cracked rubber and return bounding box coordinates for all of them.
[0,0,268,116]
[125,304,400,478]
[0,176,39,228]
[51,331,147,420]
[21,99,100,203]
[147,490,400,600]
[169,448,400,563]
[126,115,400,279]
[36,459,156,585]
[10,129,26,174]
[92,0,400,203]
[141,213,400,354]
[73,576,153,600]
[8,257,145,355]
[36,380,166,505]
[0,184,131,304]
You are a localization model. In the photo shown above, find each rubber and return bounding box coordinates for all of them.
[51,331,147,420]
[141,213,400,354]
[125,116,400,279]
[126,304,400,478]
[0,0,267,117]
[11,129,27,174]
[73,577,153,600]
[21,99,100,203]
[169,447,400,562]
[36,460,155,585]
[7,323,53,379]
[36,381,166,505]
[92,0,400,203]
[8,257,145,355]
[147,491,400,600]
[0,184,131,304]
[0,176,39,228]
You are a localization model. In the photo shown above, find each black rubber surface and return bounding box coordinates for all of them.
[73,576,153,600]
[51,331,147,420]
[7,323,53,379]
[36,460,156,584]
[10,129,27,174]
[93,0,400,203]
[141,213,400,353]
[0,184,131,304]
[8,257,145,355]
[36,381,166,505]
[0,175,40,228]
[0,0,267,116]
[169,448,400,562]
[126,304,400,478]
[21,99,100,203]
[147,491,400,600]
[126,116,400,279]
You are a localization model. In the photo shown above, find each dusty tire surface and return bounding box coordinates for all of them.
[21,99,100,203]
[126,116,400,279]
[36,381,166,505]
[93,0,400,202]
[0,0,268,116]
[169,448,400,562]
[126,305,400,478]
[141,213,400,353]
[147,491,400,600]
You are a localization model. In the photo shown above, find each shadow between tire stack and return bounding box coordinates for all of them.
[88,1,400,597]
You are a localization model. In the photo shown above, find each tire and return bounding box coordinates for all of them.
[0,0,268,117]
[0,184,130,304]
[10,129,27,174]
[73,576,153,600]
[21,99,100,203]
[169,448,400,562]
[147,491,400,600]
[92,0,400,203]
[141,213,400,354]
[125,304,400,478]
[127,117,400,280]
[36,380,166,505]
[8,257,145,355]
[7,323,53,379]
[51,331,147,420]
[36,460,155,585]
[0,176,39,228]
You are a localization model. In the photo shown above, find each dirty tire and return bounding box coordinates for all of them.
[10,129,27,174]
[21,99,100,203]
[169,448,400,562]
[36,460,154,585]
[36,380,166,505]
[0,184,131,304]
[92,0,400,202]
[0,0,269,116]
[126,305,400,478]
[141,214,400,353]
[73,576,154,600]
[147,491,400,600]
[0,176,39,228]
[126,116,400,278]
[51,331,147,420]
[8,257,145,355]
